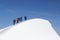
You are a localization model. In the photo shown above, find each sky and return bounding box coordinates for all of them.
[0,0,60,35]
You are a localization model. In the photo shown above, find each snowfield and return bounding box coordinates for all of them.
[0,18,60,40]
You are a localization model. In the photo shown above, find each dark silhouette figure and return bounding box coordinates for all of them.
[24,16,27,20]
[13,19,16,25]
[13,16,27,25]
[20,17,22,22]
[17,18,20,23]
[17,17,22,23]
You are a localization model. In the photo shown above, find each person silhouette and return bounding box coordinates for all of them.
[20,17,22,22]
[17,17,22,23]
[17,18,19,23]
[13,19,16,25]
[24,16,27,20]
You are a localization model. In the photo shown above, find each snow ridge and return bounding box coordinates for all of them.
[0,18,60,40]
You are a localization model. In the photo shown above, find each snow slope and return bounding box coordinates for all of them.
[0,18,60,40]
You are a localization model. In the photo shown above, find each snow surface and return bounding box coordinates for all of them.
[0,18,60,40]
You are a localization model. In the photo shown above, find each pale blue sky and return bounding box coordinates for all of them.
[0,0,60,35]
